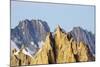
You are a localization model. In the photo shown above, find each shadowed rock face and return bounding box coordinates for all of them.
[11,19,50,55]
[69,27,95,55]
[11,20,95,66]
[11,33,55,66]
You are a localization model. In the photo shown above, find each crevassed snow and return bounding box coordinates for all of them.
[23,31,25,35]
[26,47,36,55]
[14,48,33,58]
[30,41,37,48]
[14,38,21,44]
[30,41,35,45]
[30,41,44,48]
[22,49,33,57]
[38,41,44,48]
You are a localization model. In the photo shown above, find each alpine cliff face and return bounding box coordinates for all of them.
[31,32,55,64]
[69,27,95,55]
[11,48,32,66]
[11,19,95,66]
[54,25,94,63]
[54,25,76,63]
[11,19,50,55]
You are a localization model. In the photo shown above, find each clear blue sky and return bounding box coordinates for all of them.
[11,1,95,33]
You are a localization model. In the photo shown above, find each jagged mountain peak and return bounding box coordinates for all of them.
[11,19,95,66]
[17,19,50,31]
[56,24,61,29]
[54,25,67,36]
[11,19,50,56]
[11,24,95,66]
[69,26,95,55]
[55,25,62,32]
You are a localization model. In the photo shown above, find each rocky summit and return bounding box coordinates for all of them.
[11,19,95,66]
[69,27,95,55]
[11,19,50,55]
[54,25,94,63]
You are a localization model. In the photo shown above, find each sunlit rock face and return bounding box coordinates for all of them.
[54,25,94,63]
[30,25,94,64]
[11,48,32,66]
[54,25,76,63]
[76,42,94,62]
[31,32,55,64]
